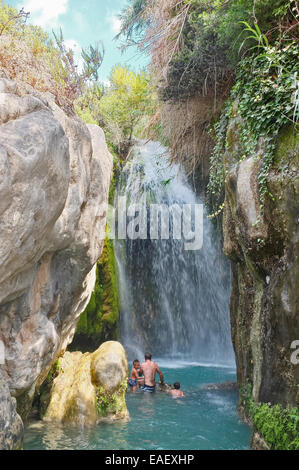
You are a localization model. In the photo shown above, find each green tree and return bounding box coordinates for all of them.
[81,42,105,82]
[75,82,104,125]
[0,1,29,36]
[99,65,156,158]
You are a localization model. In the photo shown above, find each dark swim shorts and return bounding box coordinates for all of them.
[142,384,156,393]
[129,379,137,387]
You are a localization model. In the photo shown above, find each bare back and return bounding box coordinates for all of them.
[140,360,163,386]
[168,389,185,397]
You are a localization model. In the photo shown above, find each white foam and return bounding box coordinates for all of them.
[154,358,236,370]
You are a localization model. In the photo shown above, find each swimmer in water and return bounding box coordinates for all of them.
[167,382,185,397]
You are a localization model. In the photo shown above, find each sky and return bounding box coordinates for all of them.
[9,0,149,81]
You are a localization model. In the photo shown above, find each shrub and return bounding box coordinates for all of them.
[0,1,103,112]
[241,384,299,450]
[207,39,298,213]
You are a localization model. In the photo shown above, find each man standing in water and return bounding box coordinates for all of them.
[139,352,164,393]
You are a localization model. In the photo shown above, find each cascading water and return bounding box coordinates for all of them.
[114,140,234,365]
[24,140,252,451]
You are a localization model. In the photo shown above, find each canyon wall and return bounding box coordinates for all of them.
[223,114,299,407]
[0,77,113,449]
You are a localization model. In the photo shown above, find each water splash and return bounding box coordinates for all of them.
[114,140,234,364]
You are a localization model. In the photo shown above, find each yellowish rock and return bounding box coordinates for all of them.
[91,341,128,392]
[44,342,129,427]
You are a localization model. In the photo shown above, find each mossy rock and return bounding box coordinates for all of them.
[273,125,299,169]
[70,237,120,352]
[44,342,129,426]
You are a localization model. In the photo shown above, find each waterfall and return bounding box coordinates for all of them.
[114,140,234,365]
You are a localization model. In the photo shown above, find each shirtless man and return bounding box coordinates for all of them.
[139,352,164,393]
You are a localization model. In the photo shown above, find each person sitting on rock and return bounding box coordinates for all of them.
[167,382,185,397]
[129,359,140,392]
[139,352,164,393]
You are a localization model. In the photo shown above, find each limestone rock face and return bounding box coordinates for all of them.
[223,119,299,407]
[0,371,23,450]
[44,341,129,426]
[0,78,113,448]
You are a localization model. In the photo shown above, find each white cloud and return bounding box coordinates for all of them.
[72,11,88,33]
[20,0,69,28]
[106,13,122,34]
[64,39,80,51]
[101,79,111,88]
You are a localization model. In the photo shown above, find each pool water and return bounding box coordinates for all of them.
[24,361,251,450]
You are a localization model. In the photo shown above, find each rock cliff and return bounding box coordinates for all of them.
[0,78,113,449]
[223,116,299,407]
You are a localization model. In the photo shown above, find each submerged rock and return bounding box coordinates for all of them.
[156,382,172,392]
[203,381,238,391]
[44,341,129,426]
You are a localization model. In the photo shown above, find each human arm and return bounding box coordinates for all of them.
[156,364,164,384]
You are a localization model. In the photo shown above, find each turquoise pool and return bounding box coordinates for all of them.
[24,361,251,450]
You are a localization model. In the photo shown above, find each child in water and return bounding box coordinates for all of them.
[129,359,140,392]
[167,382,185,397]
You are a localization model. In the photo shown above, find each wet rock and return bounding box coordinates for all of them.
[251,432,270,451]
[203,381,238,391]
[223,120,299,406]
[156,382,172,392]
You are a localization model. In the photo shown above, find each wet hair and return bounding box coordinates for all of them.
[144,352,152,360]
[133,359,140,366]
[174,382,180,390]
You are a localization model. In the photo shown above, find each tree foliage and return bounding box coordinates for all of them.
[117,0,298,101]
[163,0,297,101]
[75,82,105,125]
[241,384,299,450]
[81,42,105,82]
[98,65,156,158]
[52,28,104,98]
[0,1,29,36]
[207,26,298,214]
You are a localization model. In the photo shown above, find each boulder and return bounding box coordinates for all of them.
[203,381,238,391]
[44,341,129,426]
[91,341,128,393]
